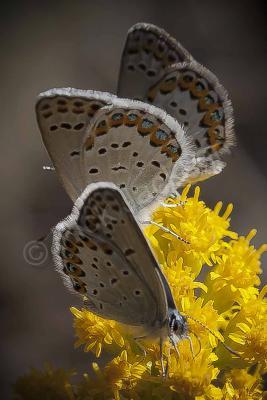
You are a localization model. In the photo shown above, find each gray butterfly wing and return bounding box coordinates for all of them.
[53,182,169,328]
[36,88,115,201]
[80,98,193,214]
[117,23,192,101]
[146,61,235,183]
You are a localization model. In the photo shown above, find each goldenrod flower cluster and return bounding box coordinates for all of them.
[14,186,267,400]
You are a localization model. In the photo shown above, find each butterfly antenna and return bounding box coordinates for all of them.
[185,315,241,358]
[141,220,190,245]
[37,229,52,243]
[43,165,55,171]
[160,200,187,208]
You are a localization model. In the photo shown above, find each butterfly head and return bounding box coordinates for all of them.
[168,309,188,343]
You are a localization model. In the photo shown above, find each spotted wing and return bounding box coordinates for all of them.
[117,23,191,101]
[36,88,115,201]
[53,182,169,328]
[146,61,235,183]
[80,98,193,214]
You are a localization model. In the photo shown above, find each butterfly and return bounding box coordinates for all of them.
[36,89,192,223]
[117,23,235,184]
[53,181,190,374]
[36,23,235,219]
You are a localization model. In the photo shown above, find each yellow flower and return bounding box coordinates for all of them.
[13,364,75,400]
[70,307,124,357]
[180,297,225,348]
[220,286,267,371]
[204,230,267,312]
[145,185,237,276]
[15,185,267,400]
[166,347,220,397]
[222,368,265,400]
[67,185,267,399]
[99,350,147,400]
[161,257,208,305]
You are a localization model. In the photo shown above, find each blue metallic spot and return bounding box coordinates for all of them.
[156,129,168,141]
[168,144,179,154]
[204,95,214,105]
[112,113,123,121]
[211,109,223,121]
[66,263,76,272]
[64,250,71,257]
[141,119,153,129]
[128,113,137,121]
[196,82,205,91]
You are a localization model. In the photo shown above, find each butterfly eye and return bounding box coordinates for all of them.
[169,312,187,337]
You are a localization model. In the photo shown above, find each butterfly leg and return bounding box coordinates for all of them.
[133,336,147,361]
[165,343,171,377]
[170,336,180,359]
[185,335,195,358]
[141,220,190,245]
[159,337,166,377]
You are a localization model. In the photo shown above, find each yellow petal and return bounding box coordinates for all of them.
[225,382,235,397]
[95,342,102,358]
[85,341,97,352]
[229,333,246,345]
[236,323,251,333]
[104,333,113,344]
[111,329,124,347]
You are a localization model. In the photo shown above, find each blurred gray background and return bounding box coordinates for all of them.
[1,0,267,398]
